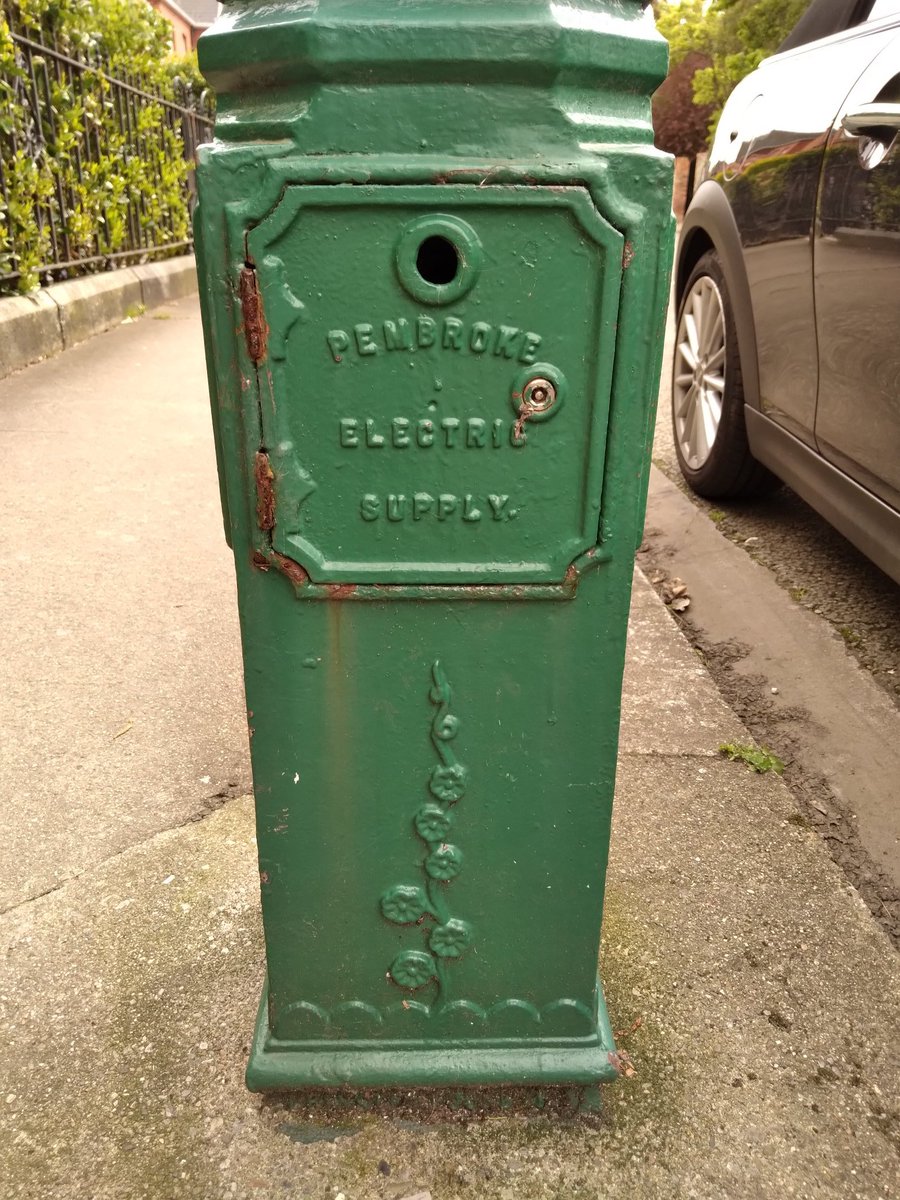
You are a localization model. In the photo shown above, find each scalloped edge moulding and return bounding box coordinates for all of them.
[246,977,620,1091]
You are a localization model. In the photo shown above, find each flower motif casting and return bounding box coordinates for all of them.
[390,950,435,990]
[380,884,428,925]
[425,844,463,881]
[430,763,468,803]
[429,918,473,959]
[414,803,453,841]
[381,662,473,1005]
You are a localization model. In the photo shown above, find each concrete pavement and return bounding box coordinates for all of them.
[0,297,249,912]
[1,299,899,1198]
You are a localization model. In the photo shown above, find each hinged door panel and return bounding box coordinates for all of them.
[246,185,623,584]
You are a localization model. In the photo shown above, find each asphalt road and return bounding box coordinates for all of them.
[644,308,900,943]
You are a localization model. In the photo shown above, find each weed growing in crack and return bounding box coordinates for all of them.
[719,742,785,775]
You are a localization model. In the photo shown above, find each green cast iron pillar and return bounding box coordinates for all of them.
[195,0,673,1097]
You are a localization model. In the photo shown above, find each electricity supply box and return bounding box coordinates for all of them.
[195,0,674,1101]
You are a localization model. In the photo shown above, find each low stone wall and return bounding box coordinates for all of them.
[0,255,198,380]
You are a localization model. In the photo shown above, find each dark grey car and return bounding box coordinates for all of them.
[672,0,900,585]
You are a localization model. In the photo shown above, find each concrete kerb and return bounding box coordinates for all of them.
[0,289,62,372]
[52,269,144,351]
[0,254,197,380]
[132,256,199,309]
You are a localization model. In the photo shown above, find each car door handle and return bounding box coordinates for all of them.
[842,103,900,136]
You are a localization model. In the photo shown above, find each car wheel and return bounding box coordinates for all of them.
[672,250,777,499]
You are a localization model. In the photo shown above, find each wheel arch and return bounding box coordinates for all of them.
[676,181,761,412]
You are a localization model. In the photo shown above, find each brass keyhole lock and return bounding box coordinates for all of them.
[522,377,558,414]
[510,363,567,425]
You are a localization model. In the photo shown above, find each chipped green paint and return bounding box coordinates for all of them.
[195,0,674,1094]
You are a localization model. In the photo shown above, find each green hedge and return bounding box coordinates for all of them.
[0,0,211,294]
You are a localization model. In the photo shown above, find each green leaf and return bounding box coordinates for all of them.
[719,742,785,775]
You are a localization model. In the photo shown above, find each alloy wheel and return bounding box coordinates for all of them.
[673,275,727,470]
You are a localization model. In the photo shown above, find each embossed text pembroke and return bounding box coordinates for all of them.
[326,316,543,363]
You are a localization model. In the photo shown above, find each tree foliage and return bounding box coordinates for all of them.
[652,47,715,157]
[655,0,810,142]
[655,0,715,65]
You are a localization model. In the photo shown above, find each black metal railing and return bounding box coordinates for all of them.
[0,7,214,293]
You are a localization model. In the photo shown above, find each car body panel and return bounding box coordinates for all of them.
[814,32,900,511]
[706,23,897,444]
[746,406,900,583]
[672,2,900,585]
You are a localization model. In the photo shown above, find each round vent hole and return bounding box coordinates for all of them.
[416,235,459,286]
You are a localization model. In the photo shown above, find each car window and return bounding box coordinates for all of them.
[779,0,877,52]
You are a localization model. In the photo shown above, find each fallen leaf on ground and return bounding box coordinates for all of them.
[608,1049,637,1078]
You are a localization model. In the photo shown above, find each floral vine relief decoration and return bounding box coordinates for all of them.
[381,660,473,1003]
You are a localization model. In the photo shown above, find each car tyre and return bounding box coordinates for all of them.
[671,250,778,499]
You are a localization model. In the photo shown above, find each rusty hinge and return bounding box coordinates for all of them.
[255,450,276,531]
[240,265,268,365]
